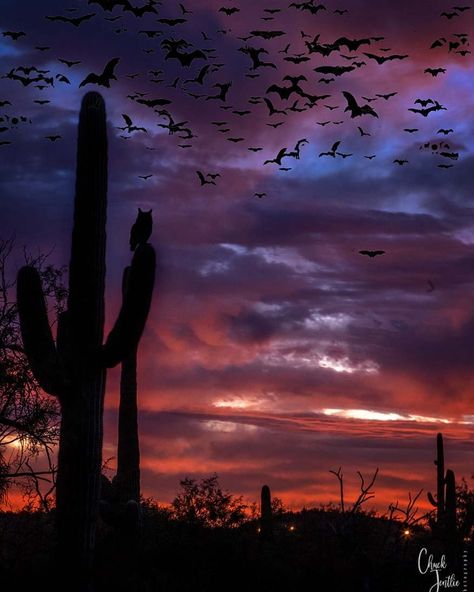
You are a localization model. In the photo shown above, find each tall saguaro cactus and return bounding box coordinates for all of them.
[428,432,457,540]
[16,92,155,590]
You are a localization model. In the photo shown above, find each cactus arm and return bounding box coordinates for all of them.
[16,266,66,397]
[445,469,456,534]
[427,491,438,507]
[101,244,155,368]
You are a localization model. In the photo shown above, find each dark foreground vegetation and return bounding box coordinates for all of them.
[1,474,473,592]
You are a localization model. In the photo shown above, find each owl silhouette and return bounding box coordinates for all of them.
[129,208,152,251]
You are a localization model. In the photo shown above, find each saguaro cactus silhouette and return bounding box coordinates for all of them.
[115,266,140,505]
[260,484,273,540]
[428,433,457,539]
[16,92,155,589]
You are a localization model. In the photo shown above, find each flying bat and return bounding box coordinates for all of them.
[314,65,355,76]
[437,128,453,135]
[88,0,128,9]
[122,1,157,16]
[79,57,120,87]
[58,58,81,67]
[45,135,62,141]
[136,97,171,107]
[264,147,288,165]
[424,67,446,76]
[250,30,286,39]
[319,140,341,157]
[393,159,408,165]
[359,250,385,258]
[157,18,187,26]
[2,31,26,40]
[364,52,409,64]
[45,13,96,26]
[196,171,216,185]
[219,6,240,15]
[165,48,207,67]
[254,192,266,198]
[375,92,397,100]
[342,91,378,118]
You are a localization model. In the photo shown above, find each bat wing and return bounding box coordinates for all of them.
[79,72,99,87]
[103,57,120,80]
[342,91,358,111]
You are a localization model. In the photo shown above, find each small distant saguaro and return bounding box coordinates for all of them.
[260,484,274,540]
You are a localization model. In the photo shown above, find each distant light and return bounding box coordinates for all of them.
[404,529,411,537]
[321,408,451,424]
[289,525,295,531]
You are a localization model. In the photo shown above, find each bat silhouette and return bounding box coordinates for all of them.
[415,99,434,107]
[138,174,153,180]
[254,192,267,198]
[289,1,326,14]
[34,100,50,105]
[2,31,26,40]
[363,52,408,64]
[342,91,378,118]
[264,147,288,165]
[319,140,341,157]
[437,128,453,135]
[35,46,51,51]
[393,159,408,165]
[358,126,371,136]
[227,137,245,142]
[403,128,419,133]
[139,30,162,38]
[359,250,385,257]
[79,57,119,87]
[165,48,207,67]
[263,97,287,116]
[424,68,446,76]
[206,82,232,101]
[184,65,210,84]
[219,6,240,15]
[314,65,355,76]
[157,18,187,26]
[284,55,310,64]
[88,0,128,9]
[238,46,276,69]
[58,58,81,67]
[248,147,263,152]
[46,13,96,26]
[196,171,216,185]
[250,30,286,39]
[334,36,373,51]
[122,1,157,17]
[375,92,397,100]
[136,97,171,107]
[45,135,62,141]
[440,11,459,18]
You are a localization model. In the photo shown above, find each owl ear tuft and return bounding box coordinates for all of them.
[148,209,152,213]
[138,207,142,213]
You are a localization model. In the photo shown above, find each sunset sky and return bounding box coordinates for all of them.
[1,0,474,514]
